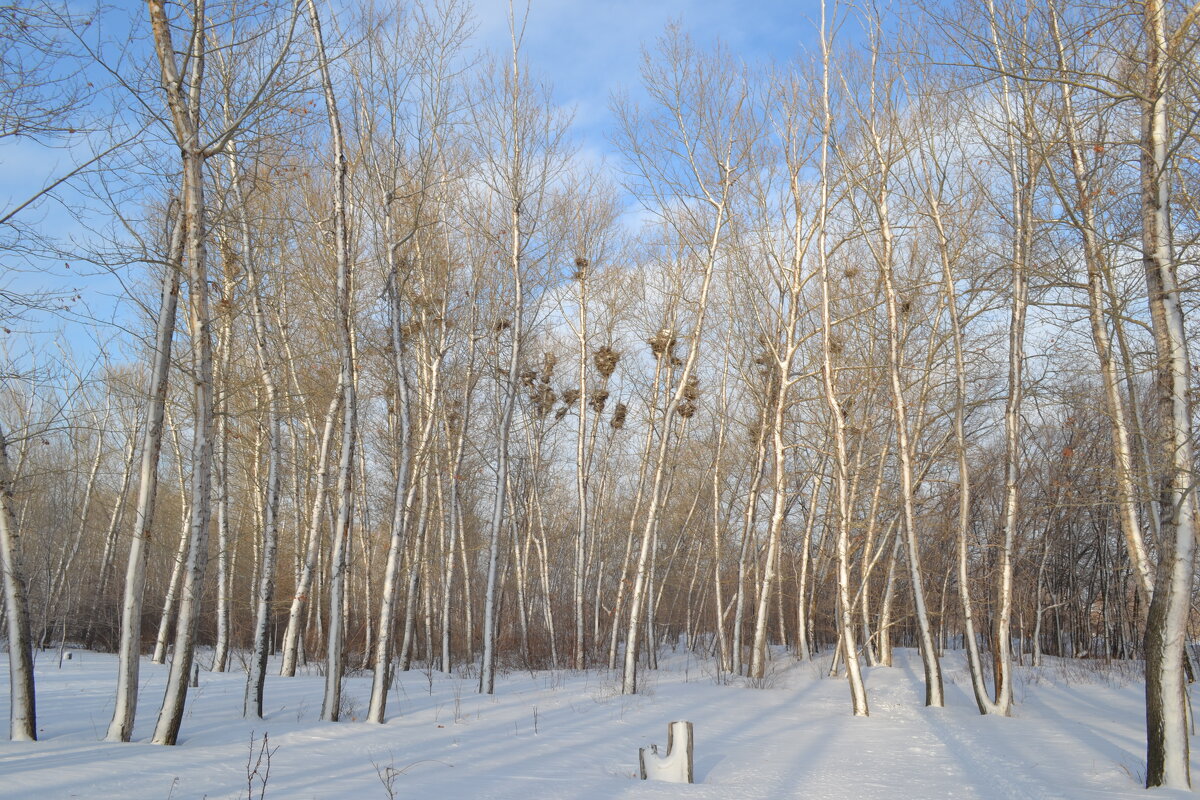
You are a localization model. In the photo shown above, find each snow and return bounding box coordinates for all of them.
[639,720,692,783]
[1,646,1195,799]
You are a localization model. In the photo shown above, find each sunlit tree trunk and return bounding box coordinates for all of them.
[983,0,1034,717]
[148,0,216,746]
[280,388,340,676]
[107,203,183,741]
[0,423,36,741]
[818,1,867,716]
[1046,1,1153,605]
[225,142,283,720]
[864,73,942,705]
[304,0,357,724]
[1140,0,1197,787]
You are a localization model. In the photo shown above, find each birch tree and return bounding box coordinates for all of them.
[0,421,35,741]
[105,200,183,742]
[471,2,570,695]
[145,0,216,745]
[817,0,868,716]
[299,0,359,723]
[850,22,943,706]
[144,0,296,745]
[1138,0,1198,786]
[615,28,758,694]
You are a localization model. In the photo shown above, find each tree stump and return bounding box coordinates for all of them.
[639,720,693,783]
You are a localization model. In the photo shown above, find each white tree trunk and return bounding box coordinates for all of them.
[573,275,589,670]
[1047,1,1154,605]
[107,207,183,742]
[0,423,36,741]
[367,277,416,721]
[733,412,767,677]
[279,388,340,677]
[984,0,1032,717]
[623,203,725,695]
[211,296,232,674]
[870,123,942,706]
[818,2,866,716]
[441,337,477,673]
[303,0,357,723]
[89,420,139,648]
[148,0,215,745]
[1140,0,1196,787]
[225,143,283,720]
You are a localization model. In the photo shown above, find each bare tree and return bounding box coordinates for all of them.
[0,422,36,741]
[1139,0,1198,787]
[300,0,359,724]
[817,0,868,716]
[106,201,183,742]
[615,27,757,694]
[144,0,297,745]
[471,2,570,695]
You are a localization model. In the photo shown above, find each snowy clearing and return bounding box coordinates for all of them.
[1,647,1193,799]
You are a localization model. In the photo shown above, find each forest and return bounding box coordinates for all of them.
[2,0,1199,791]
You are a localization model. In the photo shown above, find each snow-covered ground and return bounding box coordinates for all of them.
[1,646,1194,799]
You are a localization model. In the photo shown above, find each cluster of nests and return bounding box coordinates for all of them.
[677,375,700,419]
[520,347,627,429]
[647,330,702,418]
[518,326,705,425]
[647,329,683,366]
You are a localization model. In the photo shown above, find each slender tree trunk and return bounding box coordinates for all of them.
[871,124,942,706]
[919,133,996,714]
[819,3,866,715]
[573,274,589,670]
[225,143,284,720]
[280,389,340,676]
[1140,0,1196,787]
[750,380,791,679]
[148,0,216,745]
[623,205,725,694]
[0,424,36,741]
[607,362,661,671]
[794,474,819,662]
[367,277,416,721]
[876,534,901,669]
[441,344,476,674]
[88,421,140,648]
[1046,1,1154,605]
[399,473,432,672]
[304,0,357,723]
[709,367,733,671]
[211,270,233,673]
[152,420,191,665]
[984,0,1032,717]
[107,205,184,741]
[734,407,768,677]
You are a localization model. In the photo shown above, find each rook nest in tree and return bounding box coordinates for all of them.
[593,345,620,379]
[676,375,700,418]
[648,329,676,358]
[611,402,627,430]
[530,383,556,416]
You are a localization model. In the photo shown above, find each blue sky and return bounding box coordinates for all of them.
[0,0,831,363]
[473,0,825,142]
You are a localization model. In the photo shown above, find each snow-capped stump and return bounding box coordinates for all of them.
[639,720,693,784]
